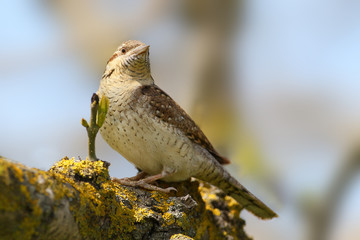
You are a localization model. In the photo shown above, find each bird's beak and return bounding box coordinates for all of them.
[132,45,150,56]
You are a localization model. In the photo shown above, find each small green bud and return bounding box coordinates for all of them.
[81,118,89,128]
[97,95,109,127]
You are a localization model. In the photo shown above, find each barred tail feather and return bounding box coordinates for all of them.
[225,176,277,219]
[196,159,277,219]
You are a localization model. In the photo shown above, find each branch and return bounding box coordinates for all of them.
[0,157,251,240]
[81,93,109,161]
[308,147,360,240]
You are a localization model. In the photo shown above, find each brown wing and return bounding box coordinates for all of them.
[134,84,230,165]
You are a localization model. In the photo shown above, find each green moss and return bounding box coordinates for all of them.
[49,157,110,185]
[49,157,157,239]
[1,157,249,240]
[194,182,247,240]
[0,158,48,239]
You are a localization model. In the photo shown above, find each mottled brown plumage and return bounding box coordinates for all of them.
[97,40,277,219]
[131,85,230,165]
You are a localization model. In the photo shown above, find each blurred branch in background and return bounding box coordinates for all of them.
[181,0,240,153]
[304,145,360,240]
[179,0,278,196]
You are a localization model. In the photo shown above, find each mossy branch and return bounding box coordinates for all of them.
[81,93,109,161]
[0,157,251,240]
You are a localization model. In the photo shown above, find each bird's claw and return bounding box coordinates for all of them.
[112,177,177,193]
[163,187,177,193]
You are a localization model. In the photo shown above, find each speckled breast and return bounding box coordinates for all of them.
[98,86,196,182]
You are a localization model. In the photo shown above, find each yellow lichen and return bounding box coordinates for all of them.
[163,212,176,225]
[134,207,154,222]
[0,158,53,240]
[212,208,221,216]
[11,164,24,182]
[170,233,194,240]
[1,157,248,239]
[225,195,242,217]
[49,157,148,238]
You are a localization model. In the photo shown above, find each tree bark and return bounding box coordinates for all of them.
[0,157,251,240]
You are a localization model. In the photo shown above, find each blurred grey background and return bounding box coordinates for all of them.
[1,1,360,240]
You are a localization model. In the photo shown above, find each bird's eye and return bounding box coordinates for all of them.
[121,48,126,54]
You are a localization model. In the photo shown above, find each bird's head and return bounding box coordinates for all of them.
[103,40,152,85]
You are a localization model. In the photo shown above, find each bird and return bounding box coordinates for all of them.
[97,40,277,219]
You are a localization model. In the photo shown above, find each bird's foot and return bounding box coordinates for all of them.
[122,171,148,181]
[112,177,177,193]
